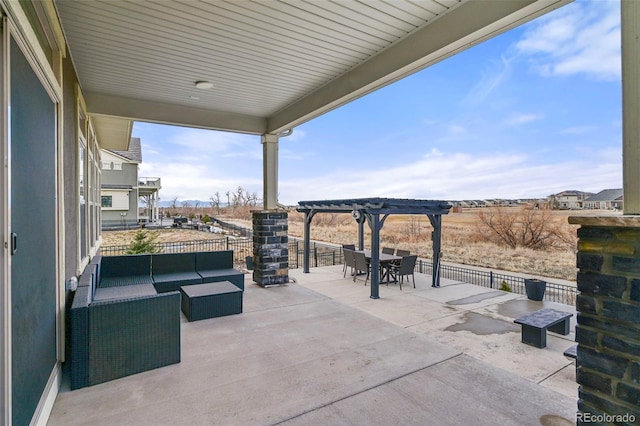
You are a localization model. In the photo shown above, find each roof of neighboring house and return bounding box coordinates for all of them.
[107,137,142,163]
[584,189,624,202]
[554,190,592,197]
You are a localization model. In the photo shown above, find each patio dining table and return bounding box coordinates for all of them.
[355,250,402,285]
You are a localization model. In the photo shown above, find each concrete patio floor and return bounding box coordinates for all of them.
[49,267,578,425]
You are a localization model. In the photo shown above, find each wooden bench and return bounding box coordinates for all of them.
[563,344,577,359]
[513,308,573,348]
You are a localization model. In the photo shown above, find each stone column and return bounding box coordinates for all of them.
[252,210,288,287]
[569,216,640,422]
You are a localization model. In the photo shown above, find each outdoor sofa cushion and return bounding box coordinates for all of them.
[99,254,153,287]
[151,252,203,293]
[196,251,244,290]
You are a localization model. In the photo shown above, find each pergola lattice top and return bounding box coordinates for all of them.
[297,198,452,215]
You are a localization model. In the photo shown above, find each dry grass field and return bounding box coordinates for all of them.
[285,208,582,281]
[102,228,227,247]
[102,208,617,282]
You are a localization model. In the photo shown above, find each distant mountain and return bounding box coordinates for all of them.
[158,200,228,208]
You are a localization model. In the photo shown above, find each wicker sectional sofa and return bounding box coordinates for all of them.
[69,250,244,390]
[69,255,181,390]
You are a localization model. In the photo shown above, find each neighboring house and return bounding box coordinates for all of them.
[101,138,161,229]
[549,190,593,210]
[583,189,624,210]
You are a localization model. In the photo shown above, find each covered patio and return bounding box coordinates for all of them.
[297,198,452,298]
[49,268,577,425]
[2,0,639,423]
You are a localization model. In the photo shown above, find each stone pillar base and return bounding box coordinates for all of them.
[569,216,640,420]
[252,210,289,287]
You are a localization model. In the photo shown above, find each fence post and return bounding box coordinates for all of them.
[490,271,494,289]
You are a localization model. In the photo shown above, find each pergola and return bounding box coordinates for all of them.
[297,198,452,299]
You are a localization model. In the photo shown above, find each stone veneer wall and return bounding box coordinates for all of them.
[569,216,640,423]
[252,210,289,287]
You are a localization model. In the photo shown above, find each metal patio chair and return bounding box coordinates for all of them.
[389,255,418,290]
[353,251,370,285]
[382,247,395,255]
[343,249,356,278]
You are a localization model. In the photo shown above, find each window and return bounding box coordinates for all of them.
[101,190,130,210]
[101,195,112,208]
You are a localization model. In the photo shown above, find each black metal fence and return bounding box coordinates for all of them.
[100,237,254,264]
[103,223,577,305]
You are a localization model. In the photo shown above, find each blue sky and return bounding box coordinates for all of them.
[134,0,622,206]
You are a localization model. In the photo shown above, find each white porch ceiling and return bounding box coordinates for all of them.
[54,0,571,150]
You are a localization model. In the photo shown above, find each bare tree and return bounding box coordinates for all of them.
[247,191,258,206]
[170,197,178,210]
[476,206,574,250]
[404,217,423,241]
[210,192,221,214]
[233,186,245,207]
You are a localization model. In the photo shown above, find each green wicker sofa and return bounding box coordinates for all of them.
[69,254,181,390]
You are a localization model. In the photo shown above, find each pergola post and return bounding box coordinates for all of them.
[357,216,365,250]
[368,213,381,299]
[428,214,442,287]
[303,210,314,273]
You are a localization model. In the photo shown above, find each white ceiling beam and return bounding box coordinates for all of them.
[267,0,572,133]
[85,92,267,136]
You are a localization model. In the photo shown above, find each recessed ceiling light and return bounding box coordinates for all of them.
[195,81,214,89]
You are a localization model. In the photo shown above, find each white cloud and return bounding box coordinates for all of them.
[449,124,466,134]
[463,55,512,105]
[278,149,621,205]
[515,0,620,81]
[504,113,544,126]
[556,125,596,135]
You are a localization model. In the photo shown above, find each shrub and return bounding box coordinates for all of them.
[475,206,575,250]
[126,229,158,254]
[203,214,211,223]
[498,281,512,292]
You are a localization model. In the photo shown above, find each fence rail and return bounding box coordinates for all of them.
[103,223,577,305]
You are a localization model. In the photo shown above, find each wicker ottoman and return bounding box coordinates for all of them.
[180,281,243,322]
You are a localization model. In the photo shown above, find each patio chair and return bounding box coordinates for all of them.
[392,249,410,266]
[353,250,370,285]
[343,248,356,278]
[342,244,356,273]
[382,247,395,255]
[388,255,418,290]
